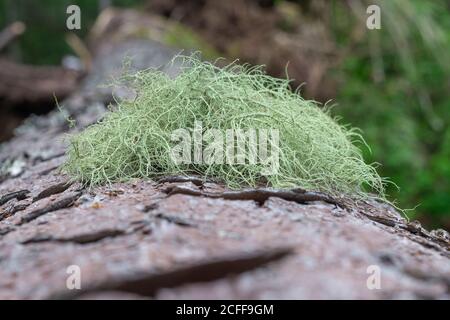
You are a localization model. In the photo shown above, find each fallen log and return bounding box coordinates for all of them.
[0,11,448,300]
[0,58,80,105]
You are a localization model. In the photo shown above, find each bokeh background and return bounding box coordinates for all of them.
[0,0,449,228]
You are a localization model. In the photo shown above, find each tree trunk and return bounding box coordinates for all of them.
[0,37,448,300]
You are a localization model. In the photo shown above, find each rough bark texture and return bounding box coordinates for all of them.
[0,39,449,300]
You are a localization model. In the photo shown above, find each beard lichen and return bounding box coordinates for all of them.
[63,55,386,199]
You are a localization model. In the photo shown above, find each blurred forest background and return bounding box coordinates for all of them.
[0,0,449,229]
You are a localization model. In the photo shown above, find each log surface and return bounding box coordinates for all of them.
[0,39,448,300]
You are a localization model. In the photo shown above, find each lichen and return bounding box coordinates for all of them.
[63,54,386,199]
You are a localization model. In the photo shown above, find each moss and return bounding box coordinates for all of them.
[63,54,386,199]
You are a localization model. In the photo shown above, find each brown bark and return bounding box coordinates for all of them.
[0,21,448,300]
[0,58,80,105]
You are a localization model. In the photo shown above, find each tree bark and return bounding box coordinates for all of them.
[0,33,448,300]
[0,58,80,105]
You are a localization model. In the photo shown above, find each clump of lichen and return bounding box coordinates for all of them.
[63,54,386,198]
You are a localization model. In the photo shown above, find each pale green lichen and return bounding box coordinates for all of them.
[63,55,386,199]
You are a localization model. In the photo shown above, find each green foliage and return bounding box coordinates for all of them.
[64,55,385,199]
[2,0,448,226]
[0,0,144,65]
[331,0,450,225]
